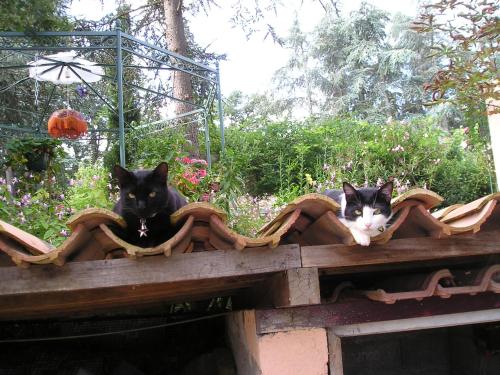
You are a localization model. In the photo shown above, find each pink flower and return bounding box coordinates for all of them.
[188,176,200,185]
[201,193,210,202]
[60,229,69,237]
[197,169,207,178]
[69,179,75,186]
[92,175,99,181]
[181,156,192,164]
[59,194,65,200]
[463,127,470,134]
[391,145,405,153]
[194,159,208,166]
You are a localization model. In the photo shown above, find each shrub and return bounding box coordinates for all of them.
[224,116,494,206]
[65,164,115,211]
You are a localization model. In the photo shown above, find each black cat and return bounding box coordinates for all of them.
[324,181,393,246]
[112,162,187,247]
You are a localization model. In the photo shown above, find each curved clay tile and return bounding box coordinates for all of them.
[362,269,453,304]
[431,204,464,220]
[97,215,195,257]
[0,223,91,267]
[441,193,500,223]
[67,207,126,231]
[208,208,302,250]
[171,202,227,225]
[298,210,355,246]
[362,266,500,304]
[0,208,126,267]
[435,264,500,298]
[0,219,54,255]
[391,188,444,210]
[390,203,451,240]
[371,204,412,244]
[259,193,340,236]
[440,193,500,234]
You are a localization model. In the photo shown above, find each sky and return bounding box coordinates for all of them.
[70,0,419,96]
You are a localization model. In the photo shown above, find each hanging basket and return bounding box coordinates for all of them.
[48,109,88,139]
[26,151,50,172]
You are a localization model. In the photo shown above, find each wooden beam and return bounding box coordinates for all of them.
[0,244,301,319]
[270,268,320,308]
[233,268,321,309]
[302,229,500,271]
[254,293,500,334]
[226,310,262,374]
[328,331,344,375]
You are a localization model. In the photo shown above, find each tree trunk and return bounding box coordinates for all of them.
[163,0,199,156]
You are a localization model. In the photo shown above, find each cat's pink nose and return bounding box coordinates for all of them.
[364,223,372,228]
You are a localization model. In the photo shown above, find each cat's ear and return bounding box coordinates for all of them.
[343,182,359,202]
[152,162,168,184]
[377,181,393,203]
[113,165,135,187]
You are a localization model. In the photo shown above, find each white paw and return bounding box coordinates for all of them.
[351,230,371,246]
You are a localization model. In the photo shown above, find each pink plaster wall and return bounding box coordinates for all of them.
[258,328,328,375]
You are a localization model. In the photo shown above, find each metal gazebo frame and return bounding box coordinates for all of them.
[0,21,225,168]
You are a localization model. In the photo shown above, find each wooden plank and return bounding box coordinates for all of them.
[254,293,500,334]
[270,268,321,308]
[226,310,262,375]
[301,229,500,271]
[328,331,344,375]
[0,244,300,319]
[233,267,321,309]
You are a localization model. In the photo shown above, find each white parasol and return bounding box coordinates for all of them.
[28,51,103,85]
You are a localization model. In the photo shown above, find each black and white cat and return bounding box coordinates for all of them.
[113,162,187,247]
[324,181,393,246]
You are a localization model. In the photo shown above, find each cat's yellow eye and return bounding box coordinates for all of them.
[374,208,381,215]
[128,193,136,199]
[378,226,385,233]
[354,210,362,216]
[149,191,157,198]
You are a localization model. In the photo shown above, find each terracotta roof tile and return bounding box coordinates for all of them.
[361,265,500,304]
[0,189,499,267]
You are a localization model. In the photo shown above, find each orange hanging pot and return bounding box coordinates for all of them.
[47,109,88,139]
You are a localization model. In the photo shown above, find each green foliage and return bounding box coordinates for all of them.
[413,0,500,115]
[65,165,114,211]
[0,0,72,31]
[225,116,493,206]
[4,137,63,168]
[0,172,70,246]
